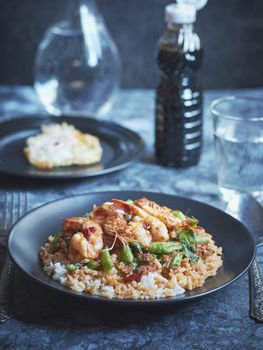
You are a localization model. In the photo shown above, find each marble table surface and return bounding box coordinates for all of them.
[0,86,263,350]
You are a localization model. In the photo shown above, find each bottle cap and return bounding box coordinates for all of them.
[165,3,196,24]
[177,0,208,11]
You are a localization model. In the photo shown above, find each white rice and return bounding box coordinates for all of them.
[140,272,185,297]
[99,286,115,299]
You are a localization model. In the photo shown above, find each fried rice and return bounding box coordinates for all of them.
[40,197,223,300]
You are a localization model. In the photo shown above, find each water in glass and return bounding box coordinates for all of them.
[215,122,263,202]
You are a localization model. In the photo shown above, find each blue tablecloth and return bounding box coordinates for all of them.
[0,86,263,350]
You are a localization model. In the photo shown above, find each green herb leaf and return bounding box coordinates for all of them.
[178,228,196,250]
[173,210,186,222]
[178,228,200,263]
[181,244,199,263]
[188,216,199,227]
[195,236,209,244]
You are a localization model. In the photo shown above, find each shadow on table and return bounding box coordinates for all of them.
[12,269,207,329]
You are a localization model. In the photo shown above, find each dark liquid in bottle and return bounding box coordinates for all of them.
[155,46,203,167]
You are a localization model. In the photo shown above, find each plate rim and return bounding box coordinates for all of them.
[8,191,256,305]
[0,116,145,179]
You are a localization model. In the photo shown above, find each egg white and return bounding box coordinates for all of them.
[24,123,103,169]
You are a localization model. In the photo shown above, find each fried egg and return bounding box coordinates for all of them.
[24,123,103,169]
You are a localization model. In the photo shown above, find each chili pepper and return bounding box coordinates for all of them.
[124,271,142,282]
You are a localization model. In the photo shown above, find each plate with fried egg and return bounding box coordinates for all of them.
[0,116,144,179]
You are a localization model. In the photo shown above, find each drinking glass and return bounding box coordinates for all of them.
[211,96,263,202]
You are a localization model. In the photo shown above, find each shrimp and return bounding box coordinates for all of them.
[92,202,128,225]
[134,197,181,230]
[146,216,169,242]
[126,217,152,248]
[92,204,111,225]
[102,213,127,248]
[112,199,169,242]
[92,202,152,248]
[62,217,86,233]
[102,212,152,248]
[103,212,127,235]
[69,233,89,261]
[68,220,103,261]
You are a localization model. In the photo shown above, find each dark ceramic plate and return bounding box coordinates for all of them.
[8,191,255,304]
[0,116,144,179]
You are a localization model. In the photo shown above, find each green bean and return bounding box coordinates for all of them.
[86,261,100,270]
[136,253,155,265]
[121,245,134,264]
[66,264,76,272]
[132,259,138,270]
[195,236,209,244]
[173,210,186,222]
[169,254,183,267]
[101,249,114,272]
[148,242,182,254]
[136,254,143,264]
[129,242,143,254]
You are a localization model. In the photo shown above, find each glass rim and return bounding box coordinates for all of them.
[210,96,263,122]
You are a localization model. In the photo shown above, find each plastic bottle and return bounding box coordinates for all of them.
[155,3,203,167]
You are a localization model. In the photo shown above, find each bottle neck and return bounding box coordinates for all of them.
[161,21,200,52]
[167,22,194,33]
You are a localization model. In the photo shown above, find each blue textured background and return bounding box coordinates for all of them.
[0,0,263,88]
[0,86,263,349]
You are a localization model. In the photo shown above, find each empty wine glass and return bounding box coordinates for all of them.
[34,0,121,117]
